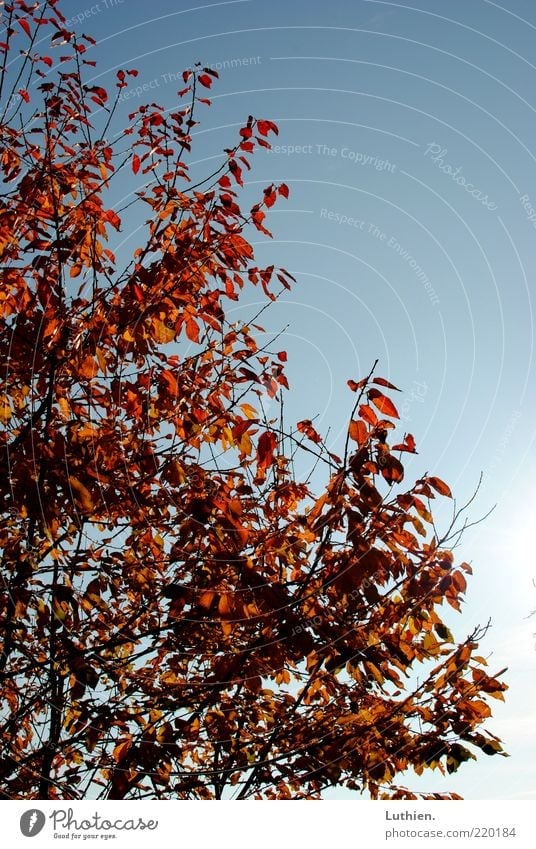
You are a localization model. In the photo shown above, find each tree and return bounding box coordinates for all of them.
[0,0,507,800]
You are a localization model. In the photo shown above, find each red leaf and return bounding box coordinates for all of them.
[20,18,32,38]
[257,431,277,471]
[367,388,399,419]
[198,73,212,88]
[404,433,416,452]
[251,209,271,236]
[132,154,140,175]
[297,419,322,445]
[392,433,417,454]
[87,85,108,104]
[129,283,144,304]
[229,160,243,186]
[277,351,287,362]
[278,183,289,198]
[347,378,367,392]
[264,189,277,208]
[18,89,30,103]
[257,119,278,137]
[372,377,401,391]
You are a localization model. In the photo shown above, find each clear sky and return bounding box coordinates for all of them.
[56,0,536,799]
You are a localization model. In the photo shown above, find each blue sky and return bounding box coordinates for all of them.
[57,0,536,799]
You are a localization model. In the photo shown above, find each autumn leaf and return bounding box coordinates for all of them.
[367,388,399,418]
[68,476,94,512]
[392,433,417,453]
[378,453,404,485]
[349,419,368,446]
[372,377,401,391]
[359,404,378,426]
[112,739,133,763]
[347,377,367,392]
[427,476,453,497]
[19,18,32,38]
[297,419,322,444]
[257,431,277,472]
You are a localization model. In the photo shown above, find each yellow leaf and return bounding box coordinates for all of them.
[152,318,175,343]
[58,397,70,420]
[423,632,440,654]
[240,403,258,419]
[239,430,253,456]
[0,394,13,424]
[52,599,67,622]
[364,662,384,685]
[160,671,179,686]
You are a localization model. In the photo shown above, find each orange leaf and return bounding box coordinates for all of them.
[349,419,368,446]
[185,318,200,343]
[358,404,378,426]
[427,476,452,497]
[451,570,467,593]
[198,591,215,610]
[113,738,133,763]
[218,594,232,615]
[367,389,399,418]
[68,476,94,512]
[392,433,417,453]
